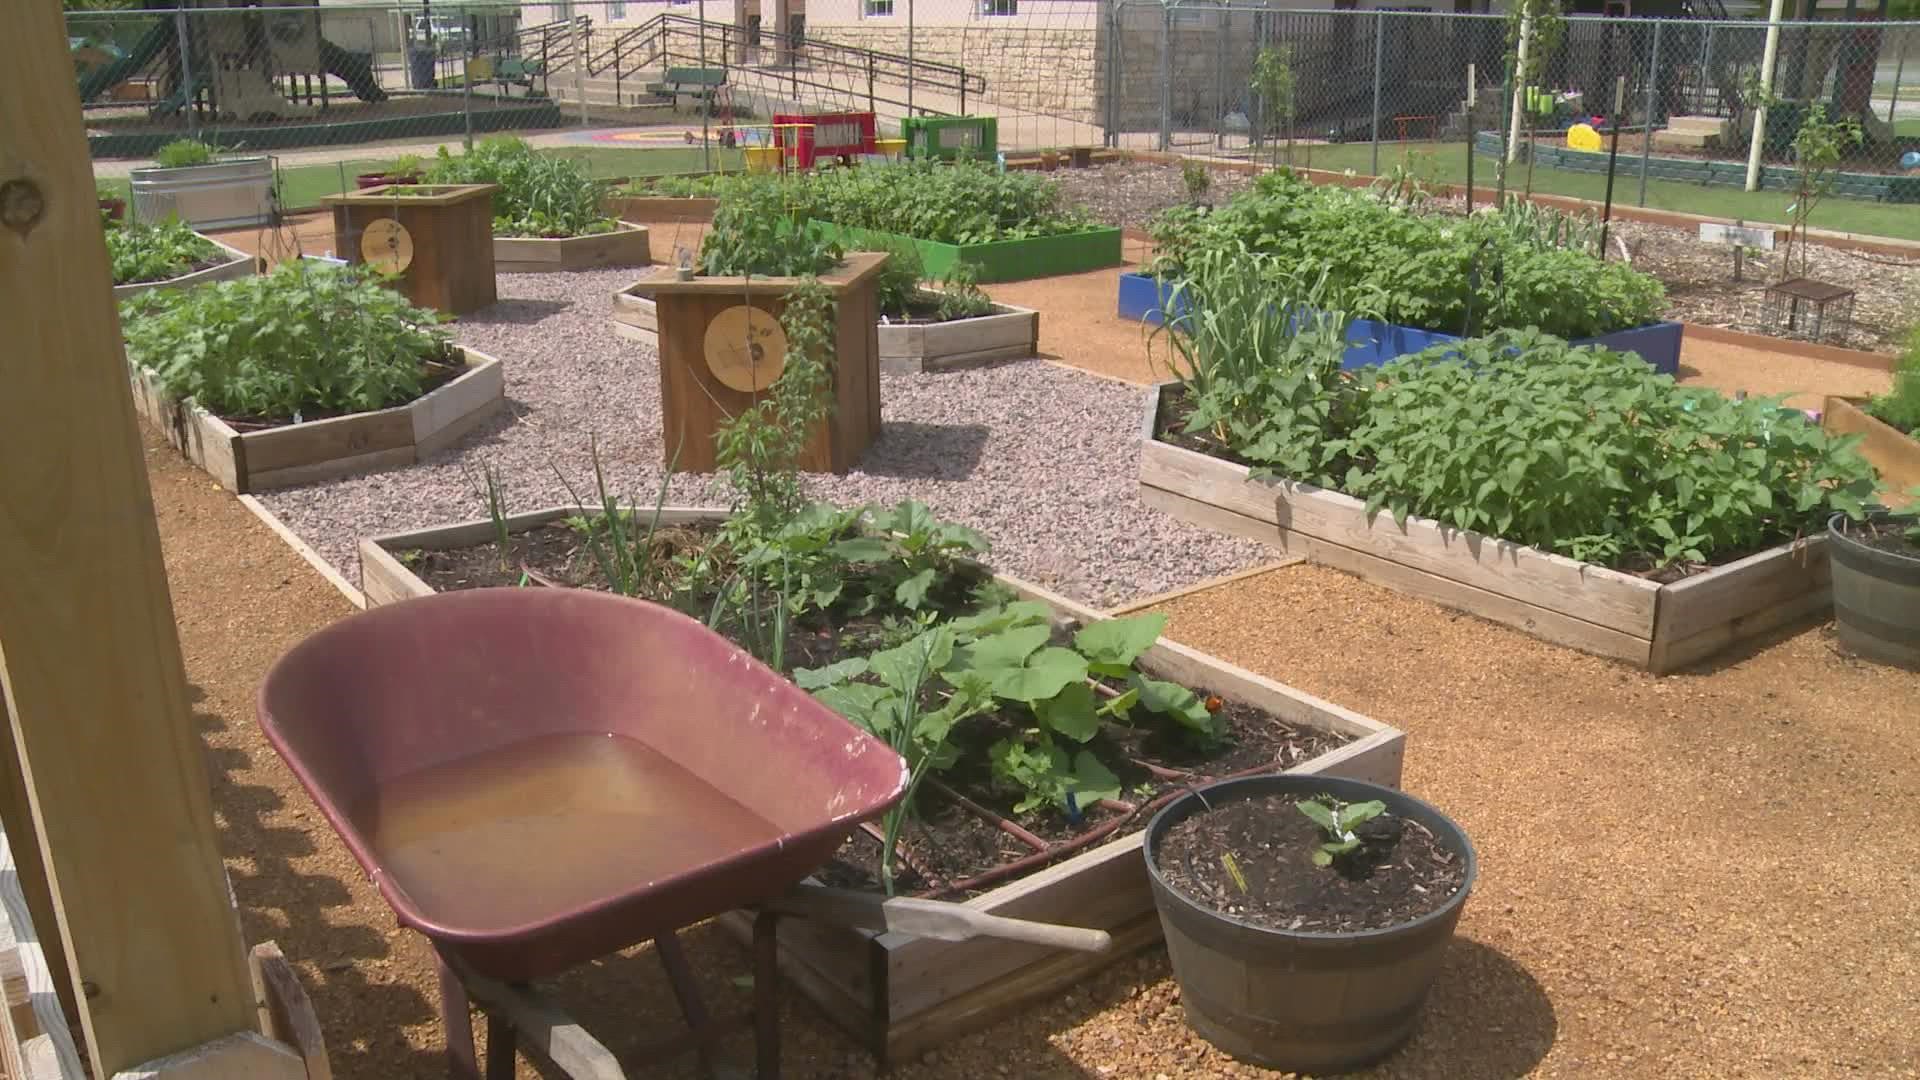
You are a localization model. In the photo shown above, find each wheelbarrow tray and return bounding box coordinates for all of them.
[258,588,908,982]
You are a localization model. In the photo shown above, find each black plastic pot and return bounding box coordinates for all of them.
[1143,774,1476,1074]
[1828,511,1920,671]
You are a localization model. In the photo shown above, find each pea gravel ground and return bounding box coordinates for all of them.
[256,268,1267,608]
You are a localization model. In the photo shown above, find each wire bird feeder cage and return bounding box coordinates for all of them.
[1764,277,1856,345]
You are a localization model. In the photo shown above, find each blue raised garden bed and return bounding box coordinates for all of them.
[1117,271,1683,376]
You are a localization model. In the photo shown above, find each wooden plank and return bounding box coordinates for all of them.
[0,701,75,1044]
[1104,558,1305,616]
[442,954,626,1080]
[109,1031,304,1080]
[761,886,1111,952]
[1141,485,1657,667]
[600,196,717,225]
[236,496,365,610]
[1,5,263,1070]
[242,408,415,473]
[1141,438,1661,637]
[1652,536,1829,644]
[247,943,329,1080]
[625,251,888,297]
[0,825,82,1080]
[883,912,1164,1064]
[1650,586,1832,674]
[1824,396,1920,494]
[494,223,651,273]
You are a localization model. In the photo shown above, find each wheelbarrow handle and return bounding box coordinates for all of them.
[760,884,1113,953]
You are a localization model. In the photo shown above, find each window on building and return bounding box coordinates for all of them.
[609,0,627,17]
[981,0,1017,16]
[865,0,894,15]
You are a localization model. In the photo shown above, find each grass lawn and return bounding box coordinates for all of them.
[95,145,748,213]
[1281,140,1920,242]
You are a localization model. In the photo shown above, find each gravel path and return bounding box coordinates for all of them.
[257,268,1267,609]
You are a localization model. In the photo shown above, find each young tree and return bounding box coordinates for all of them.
[1251,45,1297,171]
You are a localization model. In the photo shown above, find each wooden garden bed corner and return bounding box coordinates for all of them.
[1138,384,1831,673]
[1823,396,1920,496]
[354,509,1405,1065]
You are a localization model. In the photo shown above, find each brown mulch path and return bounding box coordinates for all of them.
[1146,561,1920,1079]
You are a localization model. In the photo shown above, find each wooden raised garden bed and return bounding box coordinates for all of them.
[356,504,1406,1064]
[1823,396,1920,497]
[493,221,652,273]
[879,302,1039,373]
[612,253,885,473]
[614,291,1039,374]
[1139,384,1831,672]
[130,346,504,494]
[1116,272,1685,375]
[601,194,719,225]
[321,183,499,315]
[112,233,255,300]
[815,221,1123,284]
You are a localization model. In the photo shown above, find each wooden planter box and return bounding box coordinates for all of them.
[494,222,652,273]
[879,303,1039,373]
[613,254,885,473]
[1823,396,1920,497]
[1139,384,1832,672]
[601,194,719,225]
[813,221,1124,284]
[616,293,1039,374]
[321,183,499,315]
[112,233,255,300]
[130,346,504,495]
[356,507,1406,1064]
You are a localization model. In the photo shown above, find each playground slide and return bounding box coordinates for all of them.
[318,37,388,104]
[77,20,171,103]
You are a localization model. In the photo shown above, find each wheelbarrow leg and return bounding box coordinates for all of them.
[754,911,780,1080]
[486,1010,518,1080]
[652,933,717,1078]
[435,951,482,1080]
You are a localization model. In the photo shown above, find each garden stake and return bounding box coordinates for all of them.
[1464,64,1476,214]
[1599,76,1627,258]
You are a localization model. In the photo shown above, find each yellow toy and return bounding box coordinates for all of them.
[1566,123,1603,152]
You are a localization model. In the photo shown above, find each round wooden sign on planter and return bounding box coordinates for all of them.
[620,253,887,474]
[321,183,500,315]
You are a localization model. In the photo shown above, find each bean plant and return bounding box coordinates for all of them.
[104,215,221,285]
[424,137,614,239]
[120,262,451,421]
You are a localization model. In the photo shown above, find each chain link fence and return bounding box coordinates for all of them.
[72,4,1920,228]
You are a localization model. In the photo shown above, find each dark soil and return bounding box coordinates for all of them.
[1842,519,1920,559]
[882,291,1002,326]
[391,523,1355,899]
[217,349,466,430]
[119,248,231,285]
[1154,793,1466,933]
[1152,383,1816,583]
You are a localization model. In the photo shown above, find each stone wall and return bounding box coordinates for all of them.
[809,25,1102,124]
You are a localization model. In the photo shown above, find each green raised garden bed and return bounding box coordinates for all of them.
[811,220,1122,283]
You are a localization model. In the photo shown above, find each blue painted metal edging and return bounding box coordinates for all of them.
[1117,271,1683,375]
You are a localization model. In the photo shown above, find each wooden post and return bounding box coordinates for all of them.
[0,3,301,1077]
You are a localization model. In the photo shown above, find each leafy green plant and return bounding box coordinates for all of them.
[120,262,450,421]
[104,216,221,285]
[1250,45,1297,169]
[465,459,512,574]
[714,276,838,532]
[154,139,215,169]
[388,152,425,180]
[932,261,996,321]
[830,500,988,613]
[699,174,843,278]
[1780,103,1864,280]
[1181,159,1212,203]
[625,173,730,198]
[1865,322,1920,435]
[873,238,927,321]
[553,438,685,600]
[1296,797,1386,867]
[424,137,614,238]
[781,159,1094,245]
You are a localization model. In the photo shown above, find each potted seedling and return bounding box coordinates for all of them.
[1144,773,1476,1074]
[97,179,127,221]
[129,138,275,230]
[1828,499,1920,671]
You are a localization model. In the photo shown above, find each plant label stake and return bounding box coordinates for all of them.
[1598,76,1626,259]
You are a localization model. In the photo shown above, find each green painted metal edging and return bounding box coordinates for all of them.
[89,99,565,159]
[1471,131,1918,203]
[811,221,1122,283]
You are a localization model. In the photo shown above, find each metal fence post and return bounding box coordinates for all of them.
[1215,7,1227,148]
[1370,10,1384,176]
[908,0,916,118]
[175,7,199,140]
[1890,34,1907,123]
[1104,3,1119,147]
[1158,2,1172,152]
[1637,18,1661,207]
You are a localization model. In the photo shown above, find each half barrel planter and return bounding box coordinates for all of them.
[1821,396,1920,497]
[130,346,505,494]
[1116,272,1684,375]
[1139,383,1831,672]
[356,506,1407,1063]
[814,221,1124,283]
[494,222,653,273]
[112,233,256,300]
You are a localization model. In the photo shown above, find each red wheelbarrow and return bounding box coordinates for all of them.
[258,588,1109,1079]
